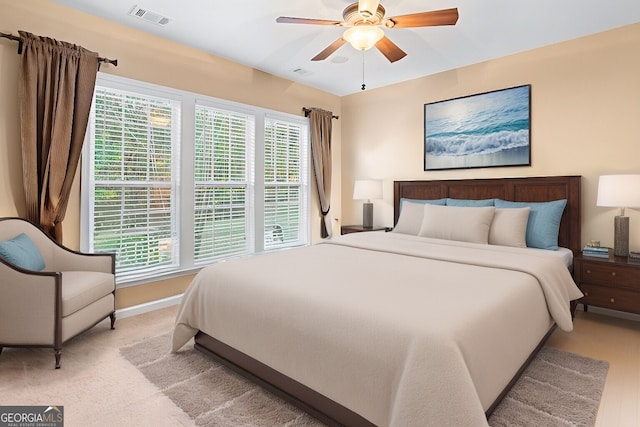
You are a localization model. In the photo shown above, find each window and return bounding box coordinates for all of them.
[264,118,308,249]
[86,87,180,277]
[82,74,309,285]
[193,105,254,262]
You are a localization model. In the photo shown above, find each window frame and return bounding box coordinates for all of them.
[81,73,310,287]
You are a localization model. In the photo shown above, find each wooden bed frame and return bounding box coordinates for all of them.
[195,175,582,427]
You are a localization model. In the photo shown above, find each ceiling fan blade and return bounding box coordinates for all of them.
[311,38,347,61]
[387,8,459,28]
[375,36,407,63]
[276,16,342,26]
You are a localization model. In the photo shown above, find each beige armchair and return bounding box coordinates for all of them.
[0,217,115,369]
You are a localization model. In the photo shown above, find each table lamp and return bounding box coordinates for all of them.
[597,174,640,256]
[353,179,382,228]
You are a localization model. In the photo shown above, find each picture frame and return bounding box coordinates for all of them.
[424,84,531,171]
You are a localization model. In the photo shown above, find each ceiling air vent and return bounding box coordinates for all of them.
[292,68,311,76]
[128,5,171,25]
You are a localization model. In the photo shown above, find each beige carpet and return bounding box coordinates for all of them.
[489,346,608,427]
[120,333,323,426]
[0,307,194,427]
[121,333,608,427]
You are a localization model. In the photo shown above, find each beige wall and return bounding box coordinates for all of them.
[341,22,640,251]
[0,0,341,308]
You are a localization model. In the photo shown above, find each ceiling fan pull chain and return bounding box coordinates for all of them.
[361,50,366,91]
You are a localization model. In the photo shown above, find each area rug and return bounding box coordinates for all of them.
[120,333,608,426]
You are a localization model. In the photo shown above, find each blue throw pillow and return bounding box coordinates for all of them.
[0,233,46,271]
[446,198,496,207]
[494,199,567,250]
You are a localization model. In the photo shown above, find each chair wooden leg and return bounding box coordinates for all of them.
[54,348,61,369]
[110,312,116,330]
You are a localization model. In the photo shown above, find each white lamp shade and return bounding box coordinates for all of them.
[343,25,384,51]
[596,175,640,209]
[353,179,383,200]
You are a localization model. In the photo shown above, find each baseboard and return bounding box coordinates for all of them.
[576,303,640,322]
[116,294,183,319]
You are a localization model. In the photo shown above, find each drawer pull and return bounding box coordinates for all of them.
[584,292,589,296]
[586,269,591,274]
[610,297,615,303]
[611,271,616,277]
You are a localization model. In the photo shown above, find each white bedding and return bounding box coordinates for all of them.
[530,246,574,269]
[172,231,583,427]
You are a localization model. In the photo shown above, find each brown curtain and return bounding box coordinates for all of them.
[308,108,333,238]
[18,31,99,242]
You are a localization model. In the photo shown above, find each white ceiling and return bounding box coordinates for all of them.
[52,0,640,96]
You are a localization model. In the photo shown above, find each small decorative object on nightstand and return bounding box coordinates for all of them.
[574,251,640,315]
[341,225,389,235]
[628,251,640,265]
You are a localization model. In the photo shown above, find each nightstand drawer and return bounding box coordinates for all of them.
[580,284,640,315]
[581,262,640,290]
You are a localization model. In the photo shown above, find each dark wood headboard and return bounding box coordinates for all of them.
[394,176,581,255]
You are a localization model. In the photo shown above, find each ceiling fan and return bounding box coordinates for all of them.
[276,0,459,63]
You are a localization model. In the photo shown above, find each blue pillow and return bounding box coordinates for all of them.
[446,198,496,207]
[494,199,567,250]
[0,233,46,271]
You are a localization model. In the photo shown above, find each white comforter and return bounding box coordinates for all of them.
[172,232,583,427]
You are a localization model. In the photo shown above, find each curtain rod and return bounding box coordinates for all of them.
[0,32,118,67]
[302,107,339,120]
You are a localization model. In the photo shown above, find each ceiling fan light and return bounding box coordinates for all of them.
[343,25,384,51]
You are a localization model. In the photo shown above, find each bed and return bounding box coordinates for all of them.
[172,175,583,427]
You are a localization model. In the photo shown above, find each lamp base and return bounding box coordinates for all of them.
[614,215,629,257]
[363,202,373,229]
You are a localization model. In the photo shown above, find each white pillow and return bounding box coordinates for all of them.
[418,205,496,244]
[392,201,426,235]
[489,207,530,247]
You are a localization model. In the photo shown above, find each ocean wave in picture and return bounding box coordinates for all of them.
[424,85,531,170]
[426,129,529,156]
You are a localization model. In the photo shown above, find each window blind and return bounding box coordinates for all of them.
[194,105,254,262]
[89,87,180,277]
[264,118,308,249]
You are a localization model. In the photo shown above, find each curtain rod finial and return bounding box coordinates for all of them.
[302,107,339,120]
[99,57,118,67]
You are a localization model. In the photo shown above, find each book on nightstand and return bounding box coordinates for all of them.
[582,246,610,258]
[628,251,640,264]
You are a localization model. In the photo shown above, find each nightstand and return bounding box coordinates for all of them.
[341,225,389,235]
[573,252,640,315]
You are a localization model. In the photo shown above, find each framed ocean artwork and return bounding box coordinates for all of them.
[424,85,531,171]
